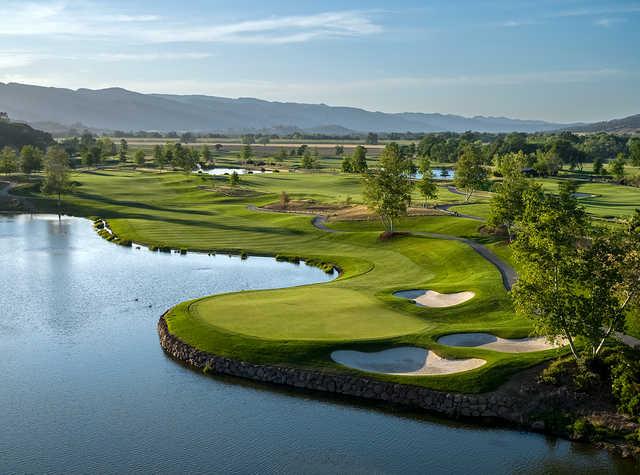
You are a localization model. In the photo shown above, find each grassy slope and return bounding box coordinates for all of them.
[22,169,564,392]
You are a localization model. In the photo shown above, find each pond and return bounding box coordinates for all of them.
[198,167,273,175]
[412,167,455,180]
[0,215,636,474]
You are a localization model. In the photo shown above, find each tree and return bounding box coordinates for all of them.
[365,132,378,145]
[279,191,290,209]
[229,171,240,186]
[593,156,605,175]
[214,143,223,152]
[301,149,316,169]
[134,149,145,167]
[610,153,626,181]
[200,145,212,165]
[153,145,165,169]
[19,145,43,175]
[259,136,270,146]
[119,139,128,162]
[335,145,344,156]
[574,220,640,357]
[42,147,71,209]
[488,151,531,242]
[628,137,640,167]
[240,144,253,164]
[533,148,561,177]
[351,145,368,173]
[454,143,488,201]
[362,143,414,233]
[241,134,255,145]
[417,158,438,207]
[511,184,589,360]
[0,146,18,175]
[341,155,353,173]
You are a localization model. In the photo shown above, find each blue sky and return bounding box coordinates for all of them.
[0,0,638,122]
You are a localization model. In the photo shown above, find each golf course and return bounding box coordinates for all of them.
[10,168,578,394]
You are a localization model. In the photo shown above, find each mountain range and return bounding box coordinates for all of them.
[0,82,584,135]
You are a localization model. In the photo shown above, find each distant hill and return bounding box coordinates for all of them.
[565,114,640,134]
[0,119,54,150]
[0,82,571,134]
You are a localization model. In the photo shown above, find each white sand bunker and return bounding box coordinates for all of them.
[437,333,563,353]
[394,289,475,308]
[331,347,485,376]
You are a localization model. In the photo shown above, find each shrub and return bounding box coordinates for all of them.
[179,248,187,255]
[609,352,640,416]
[240,251,248,260]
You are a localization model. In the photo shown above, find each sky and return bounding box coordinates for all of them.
[0,0,638,123]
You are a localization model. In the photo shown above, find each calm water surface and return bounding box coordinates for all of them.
[0,215,636,474]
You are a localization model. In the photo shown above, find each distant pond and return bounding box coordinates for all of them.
[0,214,635,474]
[413,167,455,180]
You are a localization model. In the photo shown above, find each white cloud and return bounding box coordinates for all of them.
[0,2,381,45]
[94,52,213,62]
[594,18,627,27]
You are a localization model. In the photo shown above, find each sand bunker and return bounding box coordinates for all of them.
[437,333,563,353]
[394,290,475,308]
[331,347,485,376]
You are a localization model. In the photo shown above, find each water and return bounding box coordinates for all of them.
[0,215,636,474]
[413,167,455,180]
[199,167,273,175]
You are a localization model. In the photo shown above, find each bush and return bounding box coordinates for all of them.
[608,352,640,416]
[179,248,187,255]
[240,251,248,260]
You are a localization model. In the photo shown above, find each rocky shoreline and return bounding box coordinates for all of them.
[158,314,639,460]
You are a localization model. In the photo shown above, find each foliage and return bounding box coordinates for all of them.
[240,144,253,164]
[365,132,378,145]
[511,183,589,359]
[153,145,165,168]
[629,137,640,167]
[42,146,71,205]
[279,191,290,209]
[362,143,414,232]
[609,153,626,181]
[351,145,368,173]
[119,139,128,162]
[488,151,532,241]
[19,145,43,174]
[0,120,54,150]
[416,158,438,206]
[0,146,18,174]
[454,143,488,201]
[134,149,146,167]
[228,171,240,186]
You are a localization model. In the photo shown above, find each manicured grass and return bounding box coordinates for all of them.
[538,178,640,218]
[21,168,567,392]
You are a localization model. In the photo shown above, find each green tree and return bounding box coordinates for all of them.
[365,132,378,145]
[279,191,290,209]
[335,145,344,156]
[488,151,531,242]
[200,145,212,165]
[628,137,640,167]
[341,155,353,173]
[240,144,253,164]
[301,149,315,169]
[229,171,240,186]
[134,149,146,167]
[351,145,368,173]
[259,136,270,146]
[0,146,18,175]
[362,143,414,233]
[153,145,165,169]
[593,156,605,175]
[417,158,438,207]
[42,147,71,209]
[19,145,43,175]
[511,184,589,360]
[610,153,626,181]
[119,139,128,162]
[454,143,488,201]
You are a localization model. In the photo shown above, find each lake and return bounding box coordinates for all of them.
[0,214,635,474]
